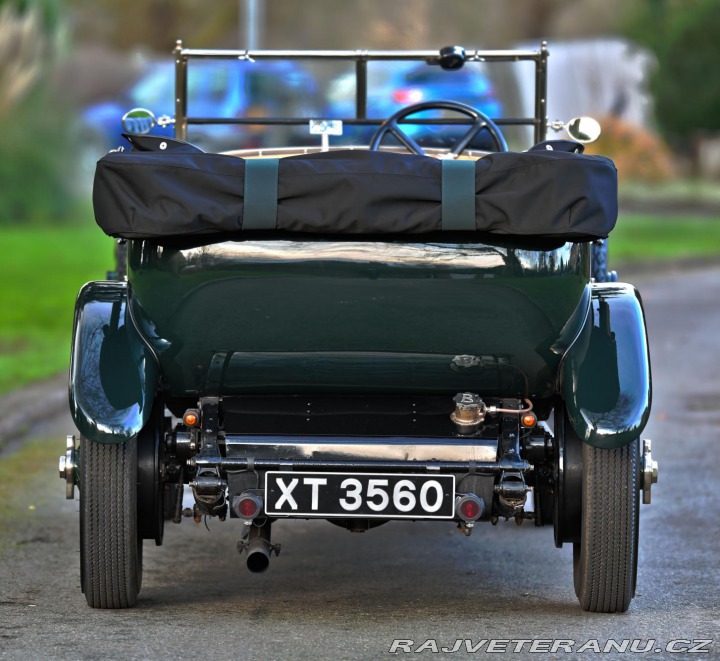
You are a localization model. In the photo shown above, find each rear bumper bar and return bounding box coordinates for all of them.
[194,456,531,474]
[180,431,530,474]
[222,432,498,463]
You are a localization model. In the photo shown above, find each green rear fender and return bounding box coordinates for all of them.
[69,281,159,444]
[561,283,651,449]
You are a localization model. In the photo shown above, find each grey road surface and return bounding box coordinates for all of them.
[1,267,719,660]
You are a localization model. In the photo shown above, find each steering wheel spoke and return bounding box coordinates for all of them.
[369,100,508,156]
[388,121,426,155]
[449,121,488,157]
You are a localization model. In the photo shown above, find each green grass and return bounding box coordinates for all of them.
[612,213,720,263]
[0,222,113,395]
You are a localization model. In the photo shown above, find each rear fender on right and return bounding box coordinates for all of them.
[560,282,651,449]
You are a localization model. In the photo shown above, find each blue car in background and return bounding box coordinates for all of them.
[82,59,319,159]
[325,62,502,147]
[82,58,501,165]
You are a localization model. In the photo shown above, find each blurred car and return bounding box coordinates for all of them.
[81,59,319,160]
[325,62,502,146]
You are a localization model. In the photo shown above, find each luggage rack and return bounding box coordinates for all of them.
[171,40,549,145]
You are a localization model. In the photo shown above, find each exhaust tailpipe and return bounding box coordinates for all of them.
[247,538,271,573]
[241,524,280,573]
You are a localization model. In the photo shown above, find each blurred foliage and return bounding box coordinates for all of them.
[0,222,112,394]
[0,0,76,224]
[625,0,720,142]
[61,0,632,52]
[585,115,675,183]
[0,2,45,114]
[0,93,76,223]
[63,0,238,52]
[0,0,61,25]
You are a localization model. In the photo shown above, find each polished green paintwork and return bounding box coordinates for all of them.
[127,238,590,398]
[561,283,651,448]
[69,281,159,444]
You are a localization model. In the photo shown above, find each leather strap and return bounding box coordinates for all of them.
[243,158,279,230]
[441,160,476,231]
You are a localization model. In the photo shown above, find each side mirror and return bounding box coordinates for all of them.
[566,116,601,144]
[548,116,602,144]
[121,108,157,135]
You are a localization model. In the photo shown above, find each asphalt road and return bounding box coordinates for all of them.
[1,267,719,660]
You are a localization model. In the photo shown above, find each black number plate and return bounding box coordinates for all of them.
[265,471,455,519]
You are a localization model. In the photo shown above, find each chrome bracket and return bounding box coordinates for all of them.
[494,470,528,515]
[236,540,281,557]
[641,439,659,504]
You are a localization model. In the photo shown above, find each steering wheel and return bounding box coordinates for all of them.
[369,100,508,156]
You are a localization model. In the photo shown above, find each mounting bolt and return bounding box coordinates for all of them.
[641,439,659,504]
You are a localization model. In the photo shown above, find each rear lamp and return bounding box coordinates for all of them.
[393,88,424,104]
[455,494,484,522]
[232,492,264,521]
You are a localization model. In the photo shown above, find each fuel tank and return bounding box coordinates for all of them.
[127,237,590,398]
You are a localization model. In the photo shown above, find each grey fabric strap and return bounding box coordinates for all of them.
[243,158,279,230]
[441,159,476,231]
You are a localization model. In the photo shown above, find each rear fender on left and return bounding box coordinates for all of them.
[69,281,159,444]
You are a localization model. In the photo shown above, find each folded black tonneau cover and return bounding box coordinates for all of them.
[93,148,617,241]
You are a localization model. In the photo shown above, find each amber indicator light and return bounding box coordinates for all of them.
[521,413,537,428]
[183,410,199,427]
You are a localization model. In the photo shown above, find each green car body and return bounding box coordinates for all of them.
[70,236,650,448]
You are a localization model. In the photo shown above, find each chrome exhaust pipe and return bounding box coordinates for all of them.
[243,524,279,573]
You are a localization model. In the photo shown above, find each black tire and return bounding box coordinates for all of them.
[573,440,640,613]
[80,438,142,609]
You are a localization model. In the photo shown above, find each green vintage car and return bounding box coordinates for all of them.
[60,41,657,612]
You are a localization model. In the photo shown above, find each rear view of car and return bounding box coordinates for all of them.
[62,42,658,616]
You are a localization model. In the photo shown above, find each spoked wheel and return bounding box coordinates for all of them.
[80,438,142,609]
[573,439,640,613]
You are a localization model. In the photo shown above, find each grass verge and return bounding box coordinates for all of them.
[0,222,113,395]
[612,213,720,263]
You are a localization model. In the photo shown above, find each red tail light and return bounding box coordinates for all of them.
[456,494,484,522]
[393,88,424,104]
[232,493,263,520]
